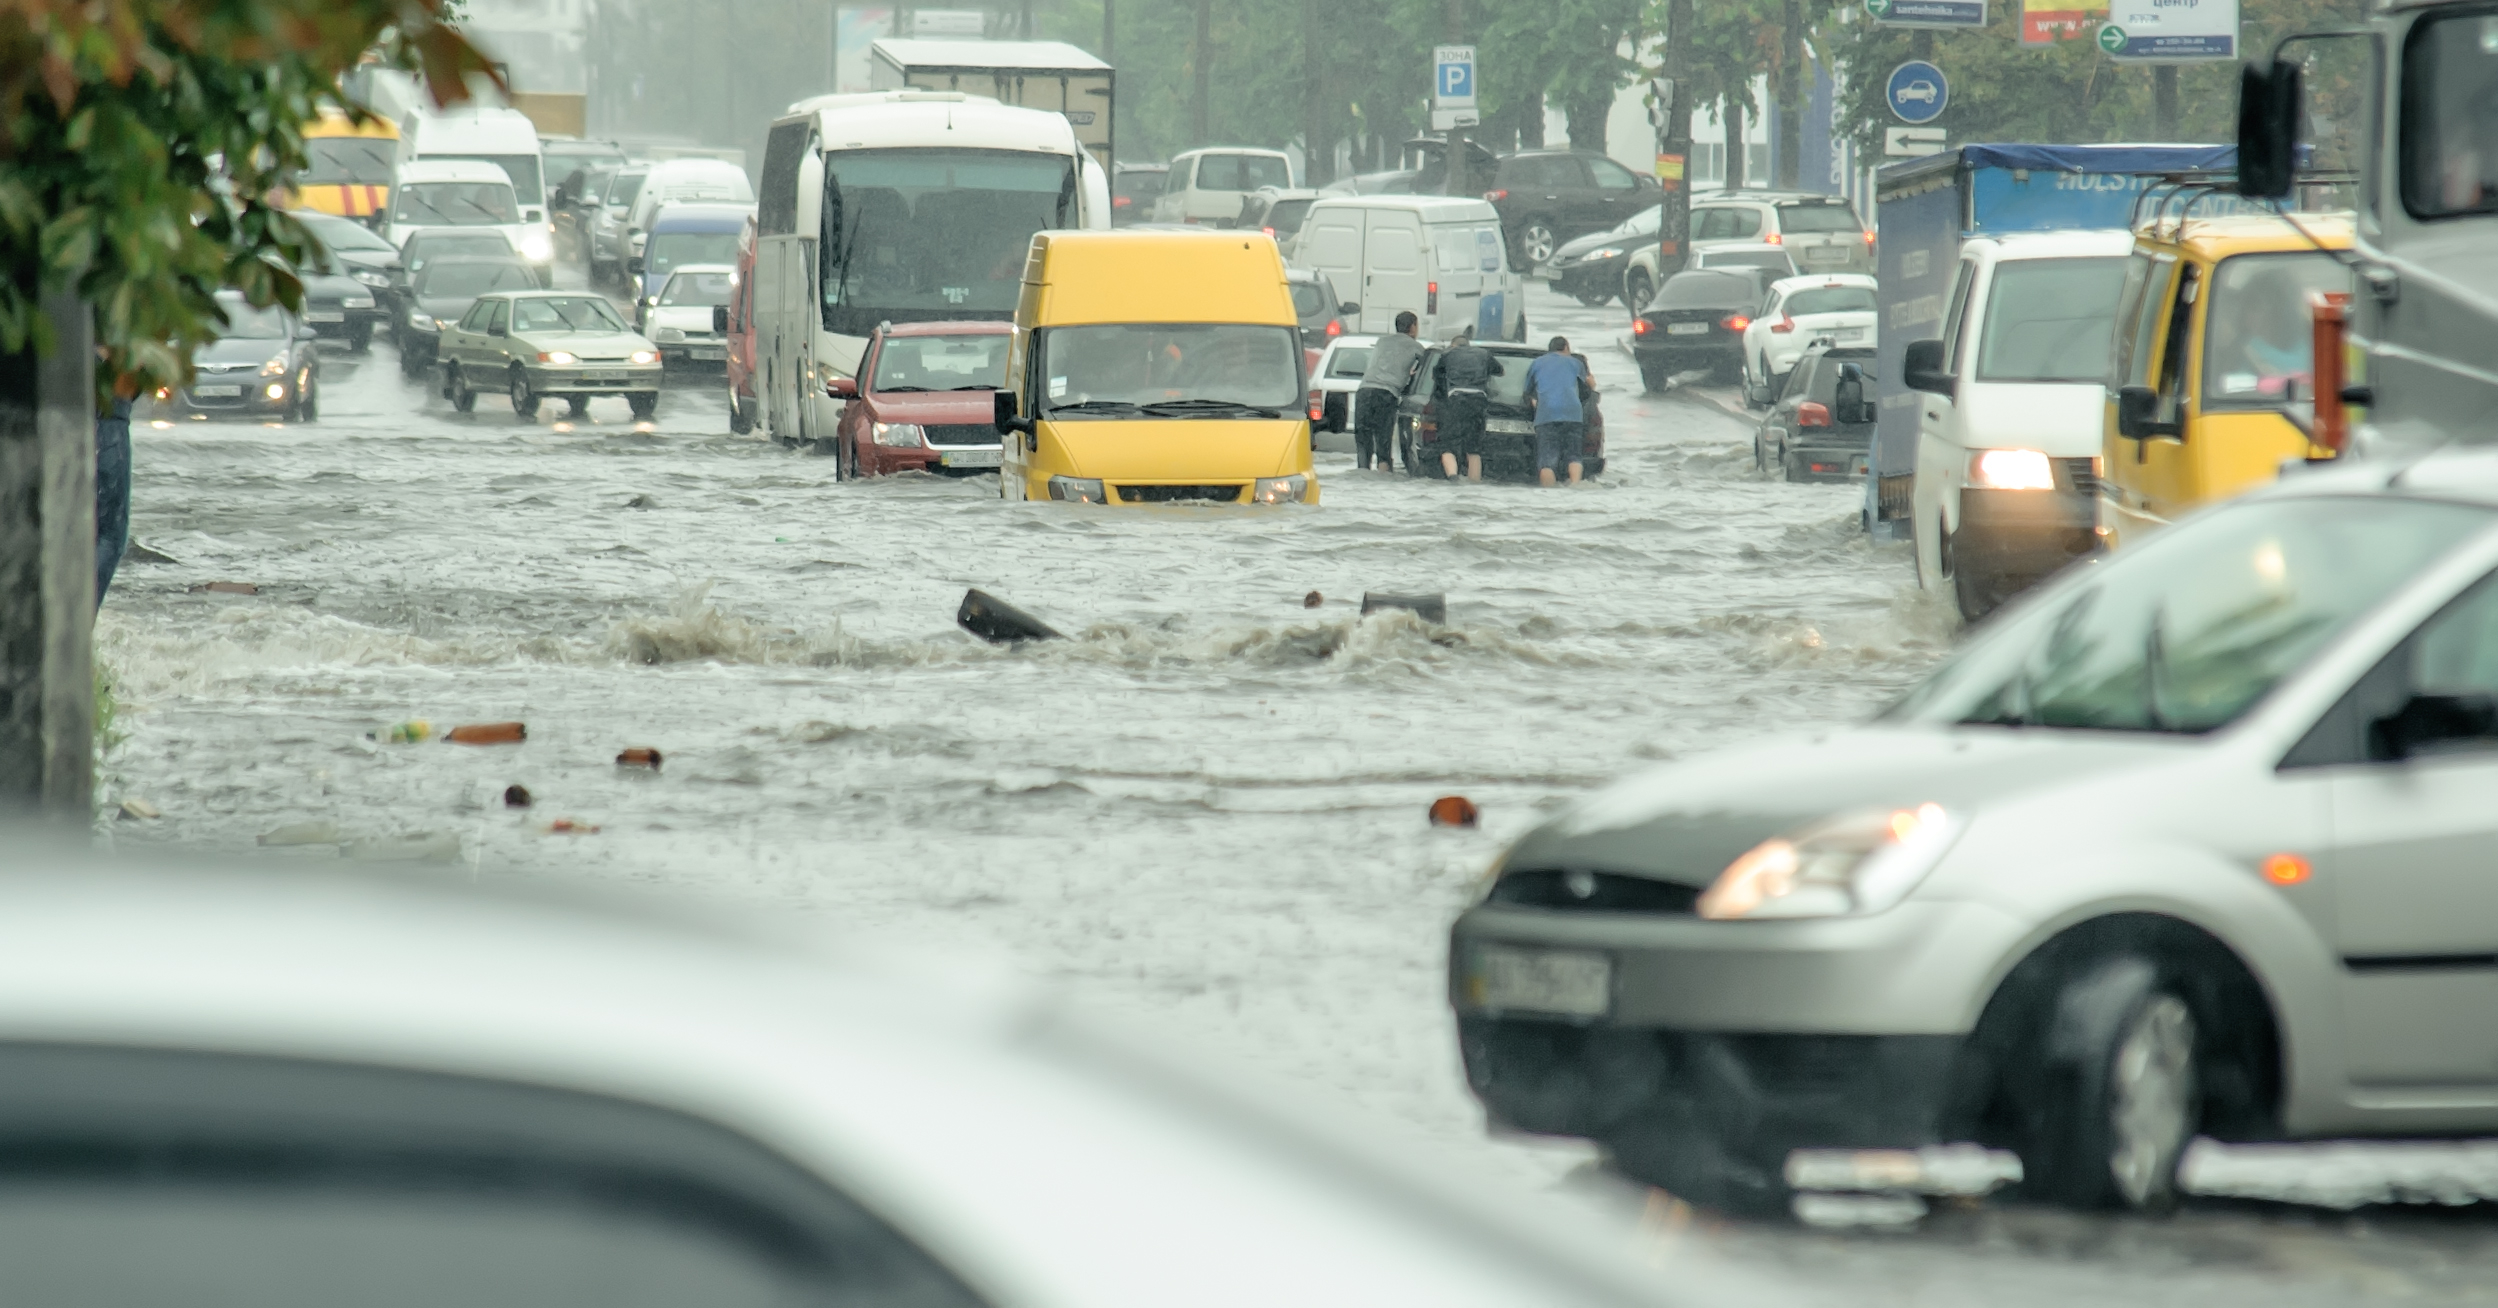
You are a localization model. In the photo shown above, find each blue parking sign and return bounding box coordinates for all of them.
[1886,60,1948,124]
[1441,63,1473,97]
[1434,44,1477,109]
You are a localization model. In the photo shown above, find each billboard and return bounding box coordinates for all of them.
[2099,0,2238,61]
[2022,0,2108,44]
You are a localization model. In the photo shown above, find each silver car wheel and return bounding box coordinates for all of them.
[2107,993,2197,1208]
[1521,221,1557,268]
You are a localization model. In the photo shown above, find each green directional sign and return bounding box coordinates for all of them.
[2097,23,2126,53]
[1865,0,1892,15]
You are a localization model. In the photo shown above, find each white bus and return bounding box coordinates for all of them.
[750,90,1109,448]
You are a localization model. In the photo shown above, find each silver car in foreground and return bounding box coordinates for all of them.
[1452,448,2498,1215]
[0,849,1692,1308]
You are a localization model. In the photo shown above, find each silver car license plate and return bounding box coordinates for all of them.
[191,384,242,397]
[1666,321,1708,336]
[940,449,1002,469]
[305,311,345,323]
[1804,246,1848,264]
[1486,418,1534,434]
[1838,327,1868,342]
[1469,945,1610,1018]
[587,374,626,384]
[693,347,725,361]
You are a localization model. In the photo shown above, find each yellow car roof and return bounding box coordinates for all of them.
[1023,231,1295,327]
[2134,210,2352,259]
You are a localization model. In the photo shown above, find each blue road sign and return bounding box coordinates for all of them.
[1887,60,1948,124]
[1437,56,1475,102]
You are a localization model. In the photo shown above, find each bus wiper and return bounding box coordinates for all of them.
[1140,399,1285,417]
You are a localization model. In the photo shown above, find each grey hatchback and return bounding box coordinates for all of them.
[1451,451,2498,1216]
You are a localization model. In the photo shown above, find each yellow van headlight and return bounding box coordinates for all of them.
[1047,476,1107,503]
[1252,474,1309,504]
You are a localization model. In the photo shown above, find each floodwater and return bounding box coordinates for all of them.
[93,284,2498,1305]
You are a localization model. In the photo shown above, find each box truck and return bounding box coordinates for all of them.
[868,39,1113,170]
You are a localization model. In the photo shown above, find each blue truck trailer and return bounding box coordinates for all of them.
[1866,143,2239,540]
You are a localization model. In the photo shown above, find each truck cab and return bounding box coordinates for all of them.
[2098,214,2353,551]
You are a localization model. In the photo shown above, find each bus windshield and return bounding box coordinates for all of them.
[820,148,1076,335]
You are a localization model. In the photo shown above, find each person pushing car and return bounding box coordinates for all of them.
[1353,311,1424,473]
[1436,326,1503,482]
[1523,336,1592,487]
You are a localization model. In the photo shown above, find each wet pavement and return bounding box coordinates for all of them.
[94,279,2498,1304]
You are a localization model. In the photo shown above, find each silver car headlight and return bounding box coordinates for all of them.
[1251,474,1309,504]
[1696,803,1963,920]
[630,350,660,365]
[873,421,926,448]
[654,327,687,343]
[352,270,390,288]
[343,294,375,309]
[1047,476,1107,503]
[406,314,438,331]
[519,232,554,263]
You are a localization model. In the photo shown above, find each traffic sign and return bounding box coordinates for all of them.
[1885,127,1947,157]
[2099,0,2236,61]
[1887,61,1949,123]
[1865,0,1990,28]
[1434,45,1477,109]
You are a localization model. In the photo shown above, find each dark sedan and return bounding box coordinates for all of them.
[1630,267,1771,392]
[292,210,402,322]
[1753,343,1877,483]
[396,256,543,377]
[1397,342,1605,481]
[155,293,321,422]
[1545,208,1660,308]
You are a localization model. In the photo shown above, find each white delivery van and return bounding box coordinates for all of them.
[383,160,543,269]
[1293,196,1525,343]
[1151,147,1295,225]
[623,158,755,264]
[1906,228,2135,623]
[398,107,553,276]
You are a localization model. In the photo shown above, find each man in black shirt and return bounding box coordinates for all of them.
[1436,327,1503,482]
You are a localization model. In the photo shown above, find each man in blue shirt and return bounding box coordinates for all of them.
[1523,336,1591,487]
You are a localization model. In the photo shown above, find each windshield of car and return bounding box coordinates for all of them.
[820,148,1075,334]
[1784,286,1876,316]
[427,153,544,205]
[1264,199,1314,238]
[1657,271,1760,309]
[657,270,735,307]
[1885,496,2495,734]
[409,233,517,266]
[1700,250,1793,274]
[647,232,743,281]
[1114,170,1167,204]
[295,137,395,186]
[1326,347,1372,379]
[214,299,290,340]
[1974,256,2128,383]
[2202,251,2352,406]
[415,262,537,298]
[509,297,628,333]
[1775,203,1865,234]
[604,171,648,208]
[2402,10,2498,217]
[395,182,519,227]
[1039,324,1300,416]
[294,211,396,253]
[1197,154,1290,191]
[872,334,1011,392]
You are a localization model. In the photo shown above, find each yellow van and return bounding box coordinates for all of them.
[996,231,1317,505]
[2098,213,2353,548]
[285,111,400,220]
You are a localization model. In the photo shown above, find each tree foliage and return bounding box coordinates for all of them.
[0,0,491,394]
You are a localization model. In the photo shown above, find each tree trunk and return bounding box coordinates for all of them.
[1565,92,1610,155]
[1724,97,1745,191]
[0,287,95,821]
[1302,0,1330,184]
[1443,0,1471,198]
[1658,0,1695,285]
[1518,92,1546,150]
[2153,63,2180,139]
[1192,0,1212,146]
[1776,0,1802,189]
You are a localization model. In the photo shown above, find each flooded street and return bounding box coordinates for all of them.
[94,283,2498,1305]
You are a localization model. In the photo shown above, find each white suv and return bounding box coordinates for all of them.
[1623,192,1873,310]
[1151,148,1295,225]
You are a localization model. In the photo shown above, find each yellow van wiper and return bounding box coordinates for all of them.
[1047,399,1143,416]
[1140,399,1286,418]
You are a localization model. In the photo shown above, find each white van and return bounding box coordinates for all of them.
[623,159,756,265]
[1293,196,1526,343]
[1151,148,1294,225]
[383,160,548,273]
[397,107,553,276]
[1907,228,2134,622]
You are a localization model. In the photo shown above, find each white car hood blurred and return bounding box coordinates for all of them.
[646,305,717,335]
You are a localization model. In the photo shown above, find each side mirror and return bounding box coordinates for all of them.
[1833,363,1872,424]
[626,256,645,274]
[1902,338,1954,397]
[2371,693,2498,760]
[1339,301,1361,317]
[712,305,730,334]
[827,376,858,399]
[2236,60,2303,201]
[2115,384,2181,439]
[994,389,1032,434]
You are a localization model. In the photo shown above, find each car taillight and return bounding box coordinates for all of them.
[1864,230,1877,244]
[1113,195,1131,208]
[1324,318,1343,337]
[1263,226,1277,237]
[1309,390,1324,421]
[1721,315,1750,331]
[1427,281,1439,314]
[1631,318,1652,335]
[1485,189,1509,202]
[1763,233,1783,245]
[1797,401,1831,427]
[1769,315,1794,334]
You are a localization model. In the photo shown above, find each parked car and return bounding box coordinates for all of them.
[1111,162,1169,226]
[1397,341,1605,480]
[621,158,754,272]
[290,209,403,321]
[643,264,735,367]
[1622,239,1800,316]
[1692,191,1873,274]
[829,320,1011,479]
[544,137,629,262]
[1288,266,1356,354]
[630,201,750,311]
[1450,453,2498,1217]
[1236,186,1322,243]
[155,292,320,422]
[588,163,650,285]
[1546,207,1660,308]
[1307,333,1379,449]
[391,228,528,339]
[0,848,1688,1308]
[1484,150,1661,270]
[396,255,540,378]
[1753,343,1877,482]
[1630,267,1772,392]
[433,291,663,420]
[294,247,385,353]
[1740,274,1877,405]
[384,159,552,283]
[1151,147,1294,224]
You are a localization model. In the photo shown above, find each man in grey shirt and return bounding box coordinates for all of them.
[1353,311,1424,473]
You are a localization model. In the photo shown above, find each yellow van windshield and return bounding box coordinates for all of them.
[1040,324,1300,417]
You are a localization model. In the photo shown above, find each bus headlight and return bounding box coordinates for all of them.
[1696,803,1963,920]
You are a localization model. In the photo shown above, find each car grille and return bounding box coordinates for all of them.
[1116,484,1242,504]
[1486,869,1699,914]
[2059,456,2099,497]
[925,424,999,447]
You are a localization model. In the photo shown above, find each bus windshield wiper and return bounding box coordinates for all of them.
[1140,399,1285,417]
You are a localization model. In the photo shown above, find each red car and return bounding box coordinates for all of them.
[827,321,1014,479]
[721,215,759,434]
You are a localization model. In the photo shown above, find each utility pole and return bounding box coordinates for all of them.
[1102,0,1114,61]
[1442,0,1471,199]
[1776,0,1802,189]
[2153,63,2180,139]
[1020,0,1033,40]
[1193,0,1212,146]
[0,292,95,822]
[1657,0,1693,292]
[1303,0,1329,185]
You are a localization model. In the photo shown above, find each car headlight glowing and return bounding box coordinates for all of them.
[520,233,553,262]
[1696,803,1962,921]
[1589,246,1623,260]
[537,351,579,365]
[655,327,686,343]
[1047,475,1107,503]
[630,350,660,365]
[407,314,437,331]
[259,356,288,376]
[1251,474,1310,504]
[1967,448,2056,491]
[265,381,288,399]
[872,421,925,448]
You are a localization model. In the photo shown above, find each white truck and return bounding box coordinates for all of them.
[867,39,1114,172]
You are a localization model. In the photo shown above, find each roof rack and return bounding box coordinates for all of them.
[2128,167,2363,234]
